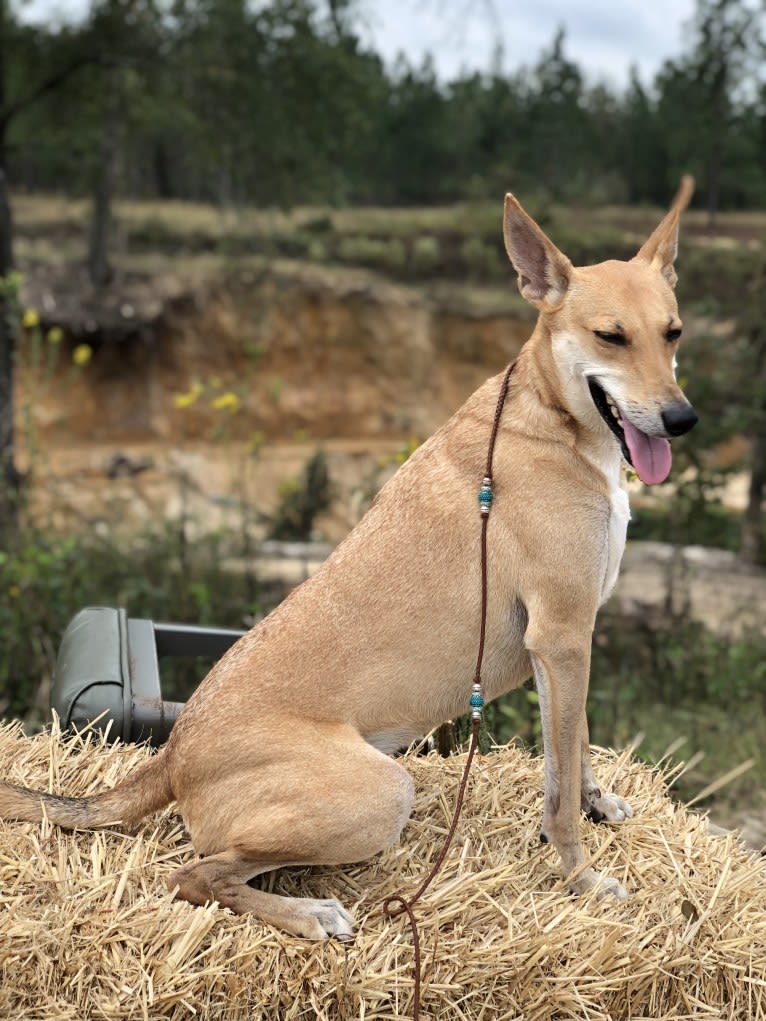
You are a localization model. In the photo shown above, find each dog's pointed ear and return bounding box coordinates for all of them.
[633,175,694,289]
[503,193,572,310]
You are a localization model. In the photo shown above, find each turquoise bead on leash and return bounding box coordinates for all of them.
[478,476,494,517]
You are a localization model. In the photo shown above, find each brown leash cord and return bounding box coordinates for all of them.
[382,360,516,1021]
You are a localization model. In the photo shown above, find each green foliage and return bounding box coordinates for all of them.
[411,235,441,272]
[0,537,88,717]
[655,0,766,212]
[588,611,766,803]
[337,236,407,272]
[591,610,766,714]
[0,271,22,303]
[0,519,280,719]
[628,503,750,555]
[481,683,542,752]
[3,2,766,211]
[267,449,333,541]
[459,237,502,280]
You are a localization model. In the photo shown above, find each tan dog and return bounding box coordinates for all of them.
[0,181,697,940]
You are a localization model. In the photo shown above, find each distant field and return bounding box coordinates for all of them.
[13,190,766,234]
[12,191,766,263]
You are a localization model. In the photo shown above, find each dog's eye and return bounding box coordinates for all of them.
[594,330,627,346]
[665,328,683,342]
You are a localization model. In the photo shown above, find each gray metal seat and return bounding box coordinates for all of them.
[52,607,245,745]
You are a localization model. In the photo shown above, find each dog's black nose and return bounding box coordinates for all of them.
[662,402,699,436]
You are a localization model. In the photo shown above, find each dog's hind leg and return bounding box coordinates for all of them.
[579,712,634,824]
[168,853,357,940]
[167,722,414,939]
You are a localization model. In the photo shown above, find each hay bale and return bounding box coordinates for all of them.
[0,719,764,1021]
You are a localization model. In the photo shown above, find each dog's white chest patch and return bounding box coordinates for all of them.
[602,483,630,602]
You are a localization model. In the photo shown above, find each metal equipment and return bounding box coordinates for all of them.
[51,607,245,746]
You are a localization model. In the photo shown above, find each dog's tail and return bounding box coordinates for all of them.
[0,752,173,830]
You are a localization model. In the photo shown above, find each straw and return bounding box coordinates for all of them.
[1,719,764,1020]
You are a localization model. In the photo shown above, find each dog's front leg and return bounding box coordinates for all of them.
[527,634,627,900]
[580,713,634,824]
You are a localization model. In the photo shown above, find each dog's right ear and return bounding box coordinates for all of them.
[503,193,572,310]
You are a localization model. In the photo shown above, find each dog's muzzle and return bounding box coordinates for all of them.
[587,379,698,485]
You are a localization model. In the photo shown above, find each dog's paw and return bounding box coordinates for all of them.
[298,897,355,941]
[569,867,628,901]
[594,873,629,901]
[583,789,634,824]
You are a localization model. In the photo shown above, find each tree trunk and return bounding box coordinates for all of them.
[88,107,120,288]
[0,144,20,536]
[153,138,173,199]
[0,160,10,273]
[741,425,765,565]
[0,1,18,535]
[0,2,94,536]
[705,147,721,228]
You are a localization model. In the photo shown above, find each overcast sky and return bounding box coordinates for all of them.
[357,0,699,90]
[23,0,699,91]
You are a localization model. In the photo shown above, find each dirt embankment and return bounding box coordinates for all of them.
[23,260,530,448]
[21,261,530,539]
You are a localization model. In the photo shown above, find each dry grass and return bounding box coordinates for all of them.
[1,719,765,1020]
[13,192,766,242]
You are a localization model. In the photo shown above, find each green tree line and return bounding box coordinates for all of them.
[2,0,765,212]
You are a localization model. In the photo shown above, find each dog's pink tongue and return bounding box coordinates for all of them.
[622,417,672,484]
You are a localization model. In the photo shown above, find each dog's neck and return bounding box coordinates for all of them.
[516,319,625,488]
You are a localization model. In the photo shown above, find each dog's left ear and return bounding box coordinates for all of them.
[633,175,695,288]
[503,193,572,310]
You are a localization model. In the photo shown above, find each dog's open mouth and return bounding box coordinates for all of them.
[588,379,671,485]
